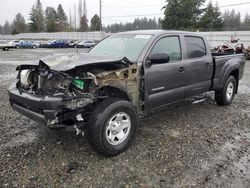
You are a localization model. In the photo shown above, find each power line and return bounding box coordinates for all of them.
[103,5,162,8]
[102,2,250,19]
[219,2,250,8]
[103,17,124,22]
[103,13,163,18]
[103,2,250,9]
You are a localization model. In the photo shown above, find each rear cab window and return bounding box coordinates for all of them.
[184,36,206,59]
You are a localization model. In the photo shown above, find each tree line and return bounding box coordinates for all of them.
[104,1,250,33]
[103,18,162,33]
[162,0,250,31]
[0,0,101,35]
[1,0,250,35]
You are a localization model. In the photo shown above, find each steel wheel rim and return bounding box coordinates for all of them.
[105,112,131,145]
[226,82,234,101]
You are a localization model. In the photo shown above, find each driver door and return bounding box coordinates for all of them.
[144,36,186,109]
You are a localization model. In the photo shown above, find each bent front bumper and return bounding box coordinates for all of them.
[8,83,63,125]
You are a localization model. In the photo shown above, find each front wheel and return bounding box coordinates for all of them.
[86,98,137,156]
[215,76,237,106]
[246,53,250,60]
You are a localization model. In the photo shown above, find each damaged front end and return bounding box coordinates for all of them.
[8,55,142,130]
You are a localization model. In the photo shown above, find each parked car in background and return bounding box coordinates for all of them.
[16,40,39,49]
[0,40,13,51]
[69,40,79,48]
[46,40,69,48]
[9,40,20,48]
[76,40,95,48]
[39,40,55,48]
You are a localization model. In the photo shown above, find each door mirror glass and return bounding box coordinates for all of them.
[148,53,170,65]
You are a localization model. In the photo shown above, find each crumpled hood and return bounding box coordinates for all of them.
[39,53,131,71]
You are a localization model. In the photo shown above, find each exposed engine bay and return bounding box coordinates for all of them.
[15,54,143,127]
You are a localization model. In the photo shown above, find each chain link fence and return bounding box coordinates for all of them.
[0,31,106,41]
[0,31,249,48]
[199,31,250,48]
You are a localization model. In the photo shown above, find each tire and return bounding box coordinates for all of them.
[215,75,237,106]
[246,53,250,60]
[86,98,137,156]
[16,45,20,49]
[32,45,37,49]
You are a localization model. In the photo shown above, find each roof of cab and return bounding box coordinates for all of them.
[116,29,202,37]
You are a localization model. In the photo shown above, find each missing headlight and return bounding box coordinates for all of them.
[20,70,34,89]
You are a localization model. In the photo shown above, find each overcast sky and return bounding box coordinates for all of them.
[0,0,250,26]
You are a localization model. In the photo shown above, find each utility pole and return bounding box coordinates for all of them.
[100,0,102,31]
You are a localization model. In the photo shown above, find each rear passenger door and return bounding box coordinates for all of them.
[182,36,213,97]
[144,36,186,109]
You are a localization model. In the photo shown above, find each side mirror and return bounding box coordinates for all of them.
[148,53,170,66]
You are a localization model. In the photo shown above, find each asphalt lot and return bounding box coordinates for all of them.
[0,48,250,187]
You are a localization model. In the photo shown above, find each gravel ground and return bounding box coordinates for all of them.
[0,49,249,188]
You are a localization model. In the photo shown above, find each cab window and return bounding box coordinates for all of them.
[185,36,206,58]
[151,36,182,62]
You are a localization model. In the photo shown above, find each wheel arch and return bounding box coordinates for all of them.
[217,66,240,92]
[98,86,131,101]
[230,69,239,93]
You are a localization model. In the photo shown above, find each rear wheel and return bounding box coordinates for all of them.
[86,98,137,156]
[215,76,237,106]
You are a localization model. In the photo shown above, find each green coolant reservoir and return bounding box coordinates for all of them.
[73,79,84,90]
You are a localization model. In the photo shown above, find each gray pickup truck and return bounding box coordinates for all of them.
[8,30,246,156]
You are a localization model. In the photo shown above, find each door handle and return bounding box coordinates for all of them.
[205,63,210,68]
[179,67,185,73]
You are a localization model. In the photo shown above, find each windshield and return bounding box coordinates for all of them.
[89,34,152,62]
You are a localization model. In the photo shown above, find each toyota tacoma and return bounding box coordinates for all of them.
[8,30,246,156]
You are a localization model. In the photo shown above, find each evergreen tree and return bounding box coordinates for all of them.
[241,14,250,30]
[2,21,12,35]
[79,15,88,31]
[45,7,58,32]
[29,0,45,32]
[57,4,68,31]
[29,5,37,32]
[199,2,223,31]
[91,14,101,31]
[222,9,241,31]
[12,13,28,34]
[162,0,205,30]
[35,0,45,32]
[103,17,161,33]
[0,24,3,34]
